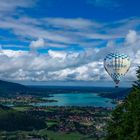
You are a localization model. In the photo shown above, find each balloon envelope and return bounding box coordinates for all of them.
[104,53,131,85]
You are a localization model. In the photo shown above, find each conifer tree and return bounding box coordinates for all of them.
[105,66,140,140]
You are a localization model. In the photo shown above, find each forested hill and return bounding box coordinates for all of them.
[0,79,131,98]
[0,80,27,97]
[0,104,11,111]
[105,66,140,140]
[0,104,46,131]
[98,87,131,99]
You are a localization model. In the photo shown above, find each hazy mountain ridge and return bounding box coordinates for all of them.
[0,79,131,98]
[0,80,27,97]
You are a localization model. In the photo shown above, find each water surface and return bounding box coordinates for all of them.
[33,93,115,107]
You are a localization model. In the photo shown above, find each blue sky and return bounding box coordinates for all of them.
[25,0,140,20]
[0,0,140,86]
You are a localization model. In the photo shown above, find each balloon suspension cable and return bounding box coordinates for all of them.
[115,80,119,88]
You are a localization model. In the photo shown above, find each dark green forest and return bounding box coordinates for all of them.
[105,66,140,140]
[0,105,46,131]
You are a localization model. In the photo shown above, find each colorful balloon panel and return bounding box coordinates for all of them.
[104,53,131,84]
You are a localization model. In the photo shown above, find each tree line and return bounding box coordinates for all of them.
[105,66,140,140]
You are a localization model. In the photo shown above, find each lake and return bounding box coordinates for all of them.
[32,93,115,108]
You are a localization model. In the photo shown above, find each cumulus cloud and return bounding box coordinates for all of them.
[0,29,140,83]
[0,0,140,83]
[30,38,45,50]
[0,30,139,82]
[48,61,103,81]
[0,47,102,81]
[125,30,138,44]
[48,50,67,60]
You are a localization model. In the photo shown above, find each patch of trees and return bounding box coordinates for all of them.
[105,66,140,140]
[0,109,46,131]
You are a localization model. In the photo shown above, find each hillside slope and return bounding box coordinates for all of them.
[0,80,27,96]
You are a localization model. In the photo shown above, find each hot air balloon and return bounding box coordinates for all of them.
[104,52,131,87]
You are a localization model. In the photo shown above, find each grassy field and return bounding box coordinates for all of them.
[12,106,31,111]
[0,130,100,140]
[39,130,84,140]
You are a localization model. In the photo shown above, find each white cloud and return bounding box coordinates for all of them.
[0,0,36,18]
[0,16,137,49]
[47,61,104,81]
[125,30,138,44]
[30,38,45,50]
[1,0,140,51]
[106,41,115,48]
[48,50,67,60]
[0,48,101,81]
[44,18,101,30]
[0,29,139,82]
[0,49,27,57]
[1,15,140,50]
[0,0,35,12]
[0,0,140,83]
[0,33,139,82]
